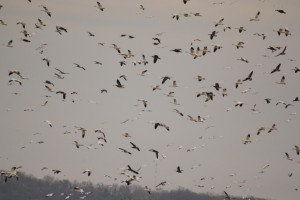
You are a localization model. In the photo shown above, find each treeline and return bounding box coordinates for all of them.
[0,171,266,200]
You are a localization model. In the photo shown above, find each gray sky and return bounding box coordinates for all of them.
[1,0,300,199]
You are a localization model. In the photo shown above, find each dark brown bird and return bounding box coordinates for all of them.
[119,148,132,155]
[149,149,159,159]
[56,91,66,100]
[130,142,140,151]
[243,71,253,81]
[270,63,281,74]
[152,55,161,63]
[176,166,183,173]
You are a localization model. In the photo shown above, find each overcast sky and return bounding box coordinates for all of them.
[1,0,300,199]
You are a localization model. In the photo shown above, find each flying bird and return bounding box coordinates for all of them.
[250,11,260,21]
[127,165,139,174]
[275,46,287,57]
[95,1,105,11]
[275,9,286,14]
[152,55,161,63]
[149,149,159,159]
[270,63,281,74]
[56,91,66,100]
[130,142,140,151]
[215,18,224,27]
[4,40,13,47]
[115,79,124,88]
[176,166,183,173]
[243,71,253,81]
[284,152,293,161]
[293,145,299,155]
[83,170,92,176]
[73,63,86,70]
[243,134,252,144]
[119,148,132,155]
[154,122,170,131]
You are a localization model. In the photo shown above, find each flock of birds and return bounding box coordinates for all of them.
[1,0,300,199]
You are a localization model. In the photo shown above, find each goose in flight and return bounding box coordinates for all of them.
[149,149,159,159]
[234,101,245,107]
[115,79,124,88]
[195,75,205,82]
[201,46,211,56]
[137,70,148,76]
[45,193,54,198]
[154,122,170,131]
[187,115,198,122]
[171,98,180,106]
[130,142,140,151]
[275,76,286,85]
[237,57,248,63]
[224,191,232,199]
[152,38,160,45]
[215,18,224,27]
[172,14,180,20]
[87,31,95,37]
[264,98,271,104]
[173,109,184,116]
[257,127,266,135]
[95,1,105,11]
[40,5,51,17]
[234,79,243,88]
[270,63,281,74]
[284,152,293,161]
[161,76,171,84]
[152,55,161,63]
[44,120,52,127]
[212,44,222,52]
[176,166,183,173]
[275,46,287,57]
[292,67,300,73]
[293,145,299,155]
[212,83,221,91]
[8,70,27,79]
[73,186,84,194]
[55,68,69,75]
[156,181,167,187]
[187,47,201,58]
[83,170,92,176]
[127,165,139,174]
[250,11,260,21]
[236,26,246,33]
[221,88,228,97]
[232,41,244,49]
[208,30,218,40]
[243,71,253,81]
[275,9,286,14]
[17,21,26,29]
[77,127,87,138]
[74,63,86,70]
[44,80,54,86]
[74,141,83,149]
[52,169,61,174]
[4,39,13,47]
[119,148,132,155]
[243,134,252,144]
[138,99,147,108]
[170,48,182,53]
[56,26,67,35]
[56,91,66,100]
[267,124,277,133]
[0,19,7,26]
